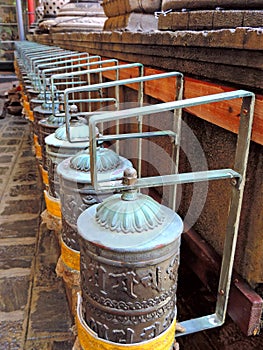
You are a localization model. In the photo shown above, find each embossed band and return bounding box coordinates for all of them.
[76,294,176,350]
[61,238,80,272]
[44,190,61,218]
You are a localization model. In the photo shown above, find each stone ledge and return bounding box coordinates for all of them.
[42,27,263,50]
[44,28,263,90]
[158,10,263,31]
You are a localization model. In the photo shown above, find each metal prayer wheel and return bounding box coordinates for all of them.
[44,104,90,218]
[34,85,61,164]
[76,167,183,348]
[56,145,131,316]
[38,96,65,185]
[81,89,255,341]
[57,146,132,264]
[33,79,55,127]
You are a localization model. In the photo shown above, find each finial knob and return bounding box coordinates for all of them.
[122,167,137,186]
[69,104,78,114]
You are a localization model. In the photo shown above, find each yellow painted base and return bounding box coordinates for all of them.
[61,238,80,272]
[34,134,42,160]
[28,110,34,122]
[76,294,176,350]
[23,101,30,118]
[44,190,61,218]
[39,164,48,186]
[21,90,28,103]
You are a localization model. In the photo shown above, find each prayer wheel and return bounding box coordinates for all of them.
[76,167,183,349]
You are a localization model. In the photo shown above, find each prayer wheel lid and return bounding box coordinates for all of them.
[39,113,65,126]
[77,167,183,251]
[70,147,120,172]
[51,104,89,142]
[57,149,132,183]
[54,120,89,141]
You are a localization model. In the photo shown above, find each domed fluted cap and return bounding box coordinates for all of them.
[46,114,65,125]
[95,193,165,234]
[77,167,183,250]
[70,148,120,172]
[55,119,89,141]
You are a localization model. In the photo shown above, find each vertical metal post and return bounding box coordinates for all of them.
[169,76,184,211]
[16,0,25,41]
[215,95,255,321]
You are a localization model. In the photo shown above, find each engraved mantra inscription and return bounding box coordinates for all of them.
[81,247,179,343]
[85,255,178,298]
[86,309,175,343]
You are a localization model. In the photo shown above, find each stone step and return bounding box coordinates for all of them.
[0,268,31,313]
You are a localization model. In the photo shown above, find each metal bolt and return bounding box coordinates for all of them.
[231,179,237,186]
[243,108,248,115]
[122,167,137,186]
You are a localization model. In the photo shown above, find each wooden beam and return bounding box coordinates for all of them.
[181,228,263,336]
[101,62,263,145]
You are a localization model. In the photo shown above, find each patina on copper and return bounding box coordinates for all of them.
[38,94,65,171]
[57,146,132,252]
[45,104,89,198]
[77,168,183,344]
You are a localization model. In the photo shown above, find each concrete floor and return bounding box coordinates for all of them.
[0,78,74,350]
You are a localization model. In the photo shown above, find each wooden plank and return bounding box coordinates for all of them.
[181,228,263,336]
[184,78,263,146]
[101,63,263,145]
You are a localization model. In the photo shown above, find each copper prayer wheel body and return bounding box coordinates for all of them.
[77,187,183,345]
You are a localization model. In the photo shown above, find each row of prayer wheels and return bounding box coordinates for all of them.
[14,41,182,350]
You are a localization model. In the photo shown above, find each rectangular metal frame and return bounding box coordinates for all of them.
[33,52,92,91]
[39,55,101,102]
[88,89,255,336]
[64,71,183,185]
[50,58,119,114]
